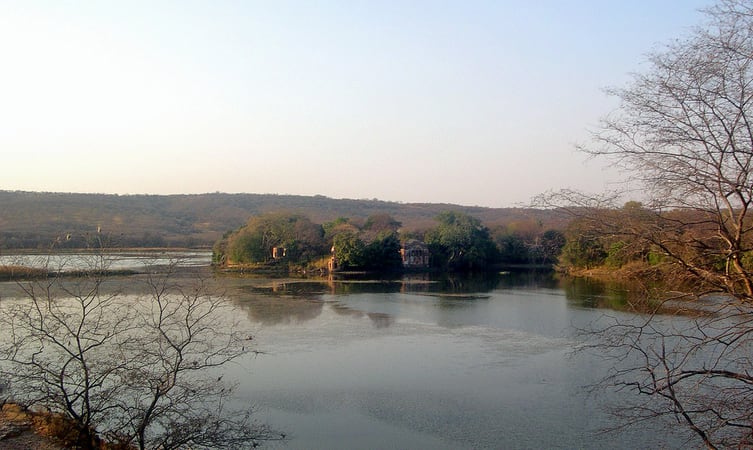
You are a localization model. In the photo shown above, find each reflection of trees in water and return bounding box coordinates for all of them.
[559,276,629,310]
[228,270,573,329]
[434,295,491,310]
[559,276,694,314]
[240,281,331,296]
[331,302,364,318]
[496,270,560,290]
[367,312,394,328]
[329,303,395,328]
[329,280,402,295]
[235,295,324,325]
[228,270,565,300]
[409,270,557,295]
[430,273,499,293]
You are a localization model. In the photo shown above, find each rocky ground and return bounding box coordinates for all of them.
[0,404,64,450]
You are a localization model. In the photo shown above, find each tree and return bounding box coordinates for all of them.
[222,213,326,265]
[425,211,498,270]
[323,217,352,240]
[494,233,529,264]
[328,215,403,271]
[554,1,753,447]
[582,0,753,298]
[362,231,403,271]
[332,231,367,269]
[538,229,567,265]
[0,254,281,449]
[558,217,608,269]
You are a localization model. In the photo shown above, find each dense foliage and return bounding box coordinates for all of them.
[424,212,499,270]
[332,230,403,271]
[214,211,565,272]
[224,213,326,264]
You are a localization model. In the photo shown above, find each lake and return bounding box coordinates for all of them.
[0,250,211,271]
[219,272,687,449]
[0,254,691,448]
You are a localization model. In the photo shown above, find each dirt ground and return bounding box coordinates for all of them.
[0,404,64,450]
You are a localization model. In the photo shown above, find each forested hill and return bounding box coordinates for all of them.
[0,191,566,249]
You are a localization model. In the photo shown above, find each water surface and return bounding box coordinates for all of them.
[0,257,691,449]
[0,250,211,271]
[222,273,685,449]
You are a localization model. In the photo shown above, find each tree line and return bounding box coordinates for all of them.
[213,211,566,272]
[0,191,566,250]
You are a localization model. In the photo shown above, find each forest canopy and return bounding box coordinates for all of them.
[213,211,564,272]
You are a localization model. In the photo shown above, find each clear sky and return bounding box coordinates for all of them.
[0,0,711,207]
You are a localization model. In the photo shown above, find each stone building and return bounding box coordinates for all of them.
[272,247,286,259]
[400,239,430,268]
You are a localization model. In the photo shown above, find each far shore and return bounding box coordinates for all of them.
[0,247,211,255]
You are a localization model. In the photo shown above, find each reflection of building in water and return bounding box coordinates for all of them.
[234,293,324,325]
[400,239,430,268]
[399,273,434,294]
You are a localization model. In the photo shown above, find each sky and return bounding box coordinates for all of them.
[0,0,712,207]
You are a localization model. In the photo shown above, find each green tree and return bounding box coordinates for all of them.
[425,211,498,270]
[362,231,403,271]
[559,233,607,269]
[552,203,652,271]
[323,217,351,240]
[332,231,366,269]
[328,215,403,271]
[494,233,529,264]
[227,227,267,263]
[222,213,326,265]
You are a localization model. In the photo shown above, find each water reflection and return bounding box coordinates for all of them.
[227,273,513,330]
[560,276,630,310]
[222,270,660,340]
[233,289,324,326]
[330,304,396,328]
[0,263,692,448]
[225,271,580,330]
[224,270,688,449]
[496,269,561,290]
[229,271,561,298]
[0,250,211,271]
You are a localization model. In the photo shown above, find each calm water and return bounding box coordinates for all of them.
[0,254,691,448]
[0,250,211,271]
[221,273,687,449]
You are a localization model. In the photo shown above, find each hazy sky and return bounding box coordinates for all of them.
[1,1,711,207]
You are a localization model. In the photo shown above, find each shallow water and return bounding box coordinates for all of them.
[0,250,211,271]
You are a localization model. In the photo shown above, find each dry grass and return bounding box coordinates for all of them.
[1,403,133,450]
[0,265,48,281]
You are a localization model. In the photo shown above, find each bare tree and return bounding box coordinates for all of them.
[542,1,753,448]
[582,0,753,298]
[0,254,281,449]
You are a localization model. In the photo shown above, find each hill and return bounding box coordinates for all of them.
[0,191,566,249]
